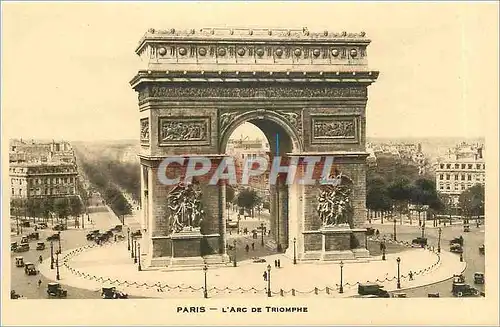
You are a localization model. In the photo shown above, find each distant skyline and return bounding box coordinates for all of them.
[2,2,498,142]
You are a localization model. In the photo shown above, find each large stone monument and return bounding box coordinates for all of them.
[130,27,379,267]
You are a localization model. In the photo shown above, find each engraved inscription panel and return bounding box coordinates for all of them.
[140,118,150,144]
[311,116,359,144]
[158,117,210,146]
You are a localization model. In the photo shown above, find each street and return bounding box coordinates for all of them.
[369,221,485,297]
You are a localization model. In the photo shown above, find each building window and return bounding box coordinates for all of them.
[468,164,473,169]
[461,175,465,180]
[461,185,465,190]
[11,188,14,195]
[454,174,459,180]
[439,185,443,190]
[446,164,451,169]
[454,184,459,190]
[483,164,485,169]
[455,164,459,169]
[18,189,21,195]
[461,164,466,169]
[476,164,481,169]
[467,174,472,181]
[446,174,450,180]
[440,174,444,180]
[440,164,444,169]
[446,185,450,190]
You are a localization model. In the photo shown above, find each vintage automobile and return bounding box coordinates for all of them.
[28,231,40,240]
[226,220,238,229]
[453,274,466,284]
[15,256,25,267]
[101,286,128,299]
[11,290,23,299]
[427,292,440,298]
[24,262,38,276]
[21,220,31,228]
[365,227,375,236]
[252,257,267,263]
[463,224,470,232]
[20,235,29,244]
[37,222,48,229]
[111,225,123,232]
[86,230,100,241]
[47,282,68,298]
[46,233,60,241]
[52,224,67,231]
[11,242,18,252]
[411,237,428,247]
[131,230,142,238]
[392,292,407,298]
[16,243,30,253]
[450,236,464,246]
[479,244,485,255]
[474,272,485,284]
[452,283,479,297]
[450,244,463,254]
[357,283,390,298]
[36,242,46,250]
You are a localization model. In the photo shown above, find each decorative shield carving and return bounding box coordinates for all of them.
[140,118,150,144]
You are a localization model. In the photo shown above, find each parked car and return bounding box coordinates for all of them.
[479,244,485,255]
[101,286,128,299]
[47,233,60,241]
[131,230,142,238]
[16,243,30,253]
[427,293,440,298]
[20,235,29,244]
[15,256,25,267]
[24,262,38,276]
[21,221,30,228]
[11,290,23,299]
[463,224,470,232]
[411,237,427,247]
[365,227,375,236]
[37,222,48,229]
[452,283,479,297]
[11,242,18,252]
[357,283,390,298]
[111,225,123,232]
[450,236,464,246]
[28,232,39,240]
[474,272,484,284]
[453,274,465,284]
[47,282,68,298]
[53,224,67,231]
[252,257,266,263]
[392,292,407,298]
[36,242,46,250]
[450,244,463,254]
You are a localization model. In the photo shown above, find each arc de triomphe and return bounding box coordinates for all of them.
[130,27,379,267]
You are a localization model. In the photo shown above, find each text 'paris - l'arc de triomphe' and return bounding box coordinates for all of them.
[130,27,379,268]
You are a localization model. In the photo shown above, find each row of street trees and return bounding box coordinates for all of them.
[10,196,83,228]
[226,186,263,218]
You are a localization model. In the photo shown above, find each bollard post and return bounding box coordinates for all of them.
[326,287,330,295]
[292,289,296,296]
[280,289,284,297]
[314,287,318,295]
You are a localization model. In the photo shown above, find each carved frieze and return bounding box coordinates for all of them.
[167,182,204,233]
[317,173,354,227]
[311,116,358,144]
[158,117,210,146]
[140,118,150,144]
[140,85,366,103]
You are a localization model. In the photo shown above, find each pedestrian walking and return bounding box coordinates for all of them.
[277,259,281,268]
[263,271,267,281]
[38,255,43,264]
[274,259,278,268]
[251,243,255,250]
[409,271,414,281]
[37,279,42,288]
[245,244,250,253]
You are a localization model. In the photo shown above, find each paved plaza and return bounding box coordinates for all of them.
[39,237,466,299]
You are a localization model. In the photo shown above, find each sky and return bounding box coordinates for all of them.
[1,2,498,142]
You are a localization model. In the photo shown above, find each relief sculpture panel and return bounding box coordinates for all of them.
[140,118,150,144]
[311,116,358,144]
[158,117,210,146]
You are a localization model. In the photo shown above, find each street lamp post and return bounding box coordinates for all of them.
[382,243,386,261]
[261,222,265,247]
[127,228,131,251]
[339,261,344,294]
[138,243,142,271]
[50,241,54,269]
[233,239,237,267]
[133,240,137,264]
[131,238,135,259]
[58,231,62,254]
[421,225,425,239]
[56,252,60,281]
[396,257,401,289]
[393,218,397,241]
[293,237,297,265]
[437,227,442,253]
[203,265,208,299]
[267,264,272,297]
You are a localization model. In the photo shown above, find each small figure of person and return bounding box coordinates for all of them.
[38,255,43,264]
[251,243,255,251]
[37,279,42,288]
[114,235,117,242]
[409,271,414,281]
[263,271,268,281]
[245,244,250,253]
[376,229,380,238]
[274,259,278,268]
[277,259,281,268]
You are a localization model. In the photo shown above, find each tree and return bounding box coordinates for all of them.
[459,184,485,224]
[226,186,236,204]
[388,177,413,224]
[70,196,83,219]
[366,176,393,223]
[237,188,261,217]
[41,197,54,224]
[54,198,70,226]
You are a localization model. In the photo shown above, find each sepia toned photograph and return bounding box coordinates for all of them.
[1,1,499,326]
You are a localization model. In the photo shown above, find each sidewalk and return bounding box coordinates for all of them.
[39,240,465,299]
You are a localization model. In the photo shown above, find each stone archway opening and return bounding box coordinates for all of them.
[221,113,301,254]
